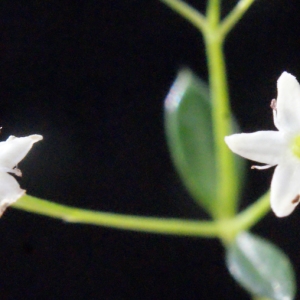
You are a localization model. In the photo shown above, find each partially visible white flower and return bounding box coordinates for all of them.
[225,72,300,217]
[0,134,43,216]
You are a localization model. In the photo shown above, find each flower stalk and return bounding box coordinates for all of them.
[12,195,222,238]
[220,0,257,38]
[159,0,207,32]
[204,20,238,219]
[12,192,270,243]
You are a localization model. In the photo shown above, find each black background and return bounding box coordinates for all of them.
[0,1,300,299]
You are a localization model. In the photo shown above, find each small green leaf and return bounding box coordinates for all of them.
[164,69,244,214]
[164,69,215,213]
[226,232,296,300]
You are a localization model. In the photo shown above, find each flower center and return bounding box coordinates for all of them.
[292,135,300,158]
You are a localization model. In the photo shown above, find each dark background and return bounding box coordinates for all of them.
[0,0,300,299]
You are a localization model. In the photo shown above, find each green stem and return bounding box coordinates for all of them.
[12,192,270,241]
[204,5,238,219]
[220,0,256,38]
[233,191,270,233]
[12,195,221,238]
[206,0,221,27]
[252,296,272,300]
[218,191,270,244]
[159,0,207,32]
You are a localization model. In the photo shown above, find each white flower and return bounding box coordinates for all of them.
[0,134,43,216]
[225,72,300,217]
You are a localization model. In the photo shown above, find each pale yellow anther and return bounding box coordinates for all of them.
[292,135,300,158]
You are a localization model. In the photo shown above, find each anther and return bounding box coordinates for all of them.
[270,99,277,111]
[291,195,300,204]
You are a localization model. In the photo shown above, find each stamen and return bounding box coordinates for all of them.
[291,195,300,204]
[12,168,22,177]
[292,135,300,159]
[251,164,274,170]
[270,99,277,111]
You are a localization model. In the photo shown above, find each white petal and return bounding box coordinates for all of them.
[275,72,300,132]
[225,131,285,165]
[270,162,300,217]
[0,135,43,171]
[0,172,25,216]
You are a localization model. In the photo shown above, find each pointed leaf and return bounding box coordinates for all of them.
[226,232,296,300]
[164,69,244,213]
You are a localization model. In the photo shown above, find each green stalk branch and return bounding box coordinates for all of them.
[160,0,207,32]
[220,0,256,38]
[217,192,270,244]
[12,195,221,238]
[206,0,220,27]
[204,28,239,219]
[12,192,270,242]
[233,191,270,233]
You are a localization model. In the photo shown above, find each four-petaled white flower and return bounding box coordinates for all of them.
[225,72,300,217]
[0,134,43,216]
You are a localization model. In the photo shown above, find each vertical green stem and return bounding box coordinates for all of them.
[206,0,221,27]
[204,0,238,219]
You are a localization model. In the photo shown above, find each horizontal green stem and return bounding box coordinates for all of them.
[12,192,270,241]
[13,195,221,238]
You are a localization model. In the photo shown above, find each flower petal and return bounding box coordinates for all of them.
[275,72,300,132]
[0,135,43,171]
[270,162,300,217]
[225,131,285,165]
[0,172,25,216]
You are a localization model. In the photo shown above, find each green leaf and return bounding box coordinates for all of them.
[164,69,244,214]
[226,232,296,300]
[164,69,215,213]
